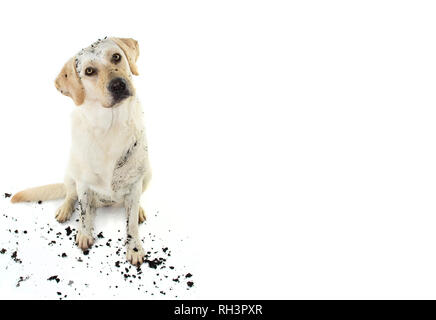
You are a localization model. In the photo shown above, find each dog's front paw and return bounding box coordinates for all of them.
[75,230,94,250]
[127,245,145,266]
[55,203,73,223]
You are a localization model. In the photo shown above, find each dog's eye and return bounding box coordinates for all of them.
[85,67,96,76]
[112,53,121,63]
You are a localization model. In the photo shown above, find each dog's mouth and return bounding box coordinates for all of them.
[112,91,131,104]
[105,93,131,108]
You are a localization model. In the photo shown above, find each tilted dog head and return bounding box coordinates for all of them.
[55,37,139,108]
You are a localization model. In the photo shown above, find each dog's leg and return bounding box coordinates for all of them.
[75,184,95,250]
[125,180,145,265]
[138,172,151,224]
[55,177,77,223]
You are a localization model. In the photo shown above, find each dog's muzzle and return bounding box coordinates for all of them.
[108,77,131,103]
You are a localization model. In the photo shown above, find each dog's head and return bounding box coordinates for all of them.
[55,37,139,108]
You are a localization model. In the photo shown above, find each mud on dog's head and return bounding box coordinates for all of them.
[55,37,139,107]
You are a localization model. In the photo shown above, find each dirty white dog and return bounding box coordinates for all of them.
[11,37,151,265]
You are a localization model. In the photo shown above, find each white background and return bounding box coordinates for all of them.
[1,0,436,299]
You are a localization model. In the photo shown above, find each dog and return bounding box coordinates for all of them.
[11,37,152,266]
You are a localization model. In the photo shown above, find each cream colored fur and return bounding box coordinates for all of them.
[11,38,151,266]
[11,184,66,203]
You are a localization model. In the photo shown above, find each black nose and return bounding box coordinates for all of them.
[108,78,129,99]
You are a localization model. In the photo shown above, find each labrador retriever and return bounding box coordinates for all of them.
[11,37,151,266]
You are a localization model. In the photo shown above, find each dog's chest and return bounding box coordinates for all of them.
[110,136,147,193]
[85,128,146,196]
[69,100,148,199]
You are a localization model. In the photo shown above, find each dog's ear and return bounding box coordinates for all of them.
[55,57,85,106]
[111,37,140,76]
